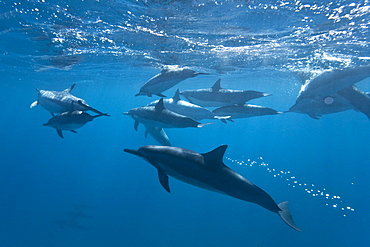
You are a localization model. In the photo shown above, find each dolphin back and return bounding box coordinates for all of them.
[277,201,301,231]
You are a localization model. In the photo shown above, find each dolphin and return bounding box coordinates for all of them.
[180,79,270,107]
[147,89,229,122]
[30,84,109,116]
[123,98,211,130]
[144,125,172,146]
[43,110,104,138]
[296,66,370,103]
[213,104,281,120]
[136,66,209,97]
[123,145,300,231]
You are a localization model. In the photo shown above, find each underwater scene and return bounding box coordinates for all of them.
[1,0,370,246]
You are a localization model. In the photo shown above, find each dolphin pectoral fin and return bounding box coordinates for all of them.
[156,93,166,97]
[30,101,38,108]
[134,120,139,131]
[158,170,171,193]
[70,130,77,133]
[277,201,301,232]
[50,112,55,117]
[308,113,320,119]
[56,129,64,138]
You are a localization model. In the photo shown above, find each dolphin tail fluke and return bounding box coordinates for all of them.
[277,201,301,232]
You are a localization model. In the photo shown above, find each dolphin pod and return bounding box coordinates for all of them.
[124,145,301,231]
[31,65,370,232]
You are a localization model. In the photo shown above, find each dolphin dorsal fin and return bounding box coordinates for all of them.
[202,145,228,168]
[173,89,181,102]
[155,98,166,112]
[211,79,222,92]
[64,83,76,93]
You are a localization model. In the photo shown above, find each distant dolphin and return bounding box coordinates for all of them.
[144,125,172,146]
[123,145,301,231]
[136,66,209,97]
[30,84,109,116]
[43,110,104,138]
[123,98,211,130]
[181,79,270,107]
[296,66,370,102]
[213,104,281,120]
[147,89,229,122]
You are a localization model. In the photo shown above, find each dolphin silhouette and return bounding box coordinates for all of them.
[30,84,109,116]
[136,66,209,97]
[180,79,270,107]
[123,145,301,231]
[123,98,211,130]
[43,110,104,138]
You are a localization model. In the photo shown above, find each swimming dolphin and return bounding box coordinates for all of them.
[123,98,211,130]
[144,125,172,146]
[147,89,229,122]
[180,79,270,107]
[123,145,300,231]
[43,110,104,138]
[30,84,109,116]
[136,66,209,97]
[296,66,370,103]
[213,104,281,120]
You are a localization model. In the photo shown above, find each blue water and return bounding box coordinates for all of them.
[1,0,370,246]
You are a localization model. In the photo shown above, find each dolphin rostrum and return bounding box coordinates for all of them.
[43,110,104,138]
[136,66,209,97]
[123,145,301,231]
[123,98,211,130]
[180,79,270,107]
[30,84,109,116]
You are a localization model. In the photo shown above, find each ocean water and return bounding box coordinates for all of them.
[1,0,370,246]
